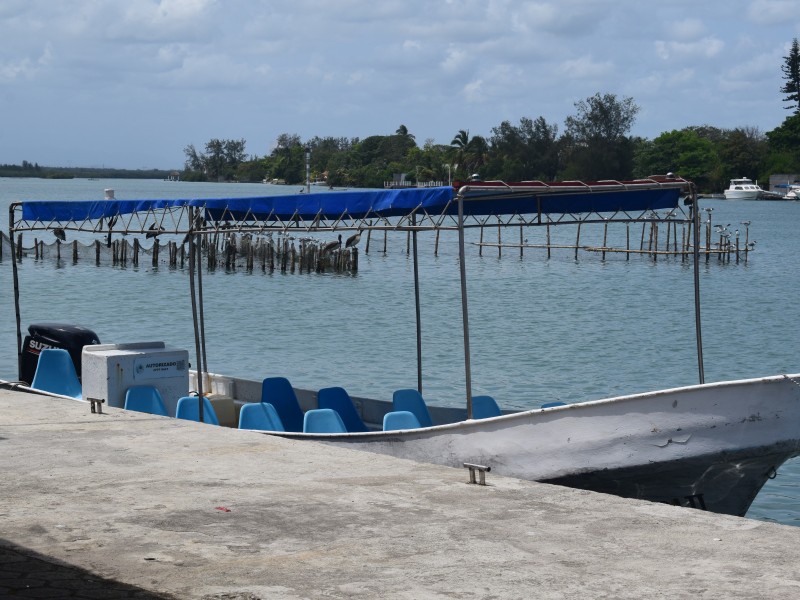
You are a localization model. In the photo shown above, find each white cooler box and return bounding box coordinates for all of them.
[82,342,190,416]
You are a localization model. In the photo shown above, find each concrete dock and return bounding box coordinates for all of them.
[3,389,800,599]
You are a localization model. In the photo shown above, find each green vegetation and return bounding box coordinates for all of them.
[0,161,172,180]
[184,94,798,192]
[781,38,800,113]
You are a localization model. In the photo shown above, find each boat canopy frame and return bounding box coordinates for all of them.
[8,176,703,417]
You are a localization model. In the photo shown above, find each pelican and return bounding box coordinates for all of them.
[321,234,342,254]
[106,215,118,248]
[146,223,165,239]
[53,228,66,242]
[345,229,363,248]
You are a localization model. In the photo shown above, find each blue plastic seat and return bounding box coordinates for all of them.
[541,401,567,408]
[261,377,304,432]
[303,408,347,433]
[392,389,433,428]
[124,386,169,416]
[30,348,82,399]
[471,395,502,419]
[176,396,220,425]
[383,410,422,431]
[317,387,369,432]
[238,402,285,431]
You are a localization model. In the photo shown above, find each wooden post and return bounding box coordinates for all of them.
[95,240,101,265]
[546,223,551,259]
[574,222,581,261]
[497,222,502,259]
[34,238,39,260]
[519,224,524,259]
[72,240,78,263]
[383,230,388,254]
[625,223,630,261]
[478,226,483,257]
[673,221,678,256]
[602,221,608,261]
[365,229,372,254]
[434,229,440,256]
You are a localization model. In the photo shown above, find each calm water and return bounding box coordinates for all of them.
[2,177,799,524]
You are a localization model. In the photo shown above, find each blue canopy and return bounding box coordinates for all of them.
[19,184,682,223]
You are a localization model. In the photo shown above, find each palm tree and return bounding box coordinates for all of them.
[450,129,471,178]
[396,124,415,141]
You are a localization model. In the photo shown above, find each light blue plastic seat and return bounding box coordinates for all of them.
[261,377,304,432]
[541,401,567,408]
[238,402,285,431]
[176,396,219,425]
[471,395,502,419]
[303,408,347,433]
[383,410,422,431]
[30,348,82,399]
[392,389,433,428]
[317,387,369,432]
[124,385,169,416]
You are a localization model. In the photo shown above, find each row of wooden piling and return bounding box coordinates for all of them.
[472,219,754,264]
[14,233,360,274]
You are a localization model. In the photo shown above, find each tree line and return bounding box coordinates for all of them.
[182,39,800,192]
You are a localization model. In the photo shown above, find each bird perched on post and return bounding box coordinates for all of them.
[146,223,165,238]
[345,229,363,248]
[106,215,118,248]
[53,228,66,242]
[321,234,342,254]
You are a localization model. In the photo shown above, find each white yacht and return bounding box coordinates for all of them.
[723,177,763,200]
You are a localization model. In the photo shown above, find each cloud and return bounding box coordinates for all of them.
[560,55,614,79]
[462,79,484,103]
[669,18,707,41]
[441,45,470,74]
[0,42,52,82]
[654,37,725,60]
[747,0,799,25]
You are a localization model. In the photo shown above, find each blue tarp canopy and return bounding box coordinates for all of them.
[19,185,682,223]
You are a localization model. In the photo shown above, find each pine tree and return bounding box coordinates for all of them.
[780,38,800,113]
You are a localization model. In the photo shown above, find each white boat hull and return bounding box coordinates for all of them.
[218,372,800,517]
[723,190,762,200]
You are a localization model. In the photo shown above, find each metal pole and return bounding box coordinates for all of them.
[305,146,311,194]
[195,211,208,391]
[188,208,205,421]
[9,203,23,380]
[690,187,705,384]
[456,190,473,418]
[412,213,423,393]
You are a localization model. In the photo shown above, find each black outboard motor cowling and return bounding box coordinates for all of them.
[20,323,100,385]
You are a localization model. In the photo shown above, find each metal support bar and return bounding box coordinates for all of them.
[464,463,491,485]
[87,397,105,414]
[456,190,474,419]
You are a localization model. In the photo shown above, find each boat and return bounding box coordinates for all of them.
[7,177,800,518]
[723,177,764,200]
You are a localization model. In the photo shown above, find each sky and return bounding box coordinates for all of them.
[1,0,799,170]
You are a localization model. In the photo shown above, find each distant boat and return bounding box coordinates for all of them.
[723,177,763,200]
[779,183,800,200]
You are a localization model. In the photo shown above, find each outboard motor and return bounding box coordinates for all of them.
[20,323,100,385]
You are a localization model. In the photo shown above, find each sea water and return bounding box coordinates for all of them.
[1,177,799,525]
